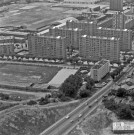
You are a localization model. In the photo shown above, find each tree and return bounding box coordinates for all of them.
[86,82,92,90]
[103,98,118,111]
[27,100,37,105]
[108,89,117,96]
[87,59,90,67]
[110,72,115,79]
[116,88,127,98]
[0,93,9,100]
[38,97,49,105]
[59,74,82,98]
[117,104,132,119]
[79,89,91,98]
[123,56,126,61]
[84,76,95,87]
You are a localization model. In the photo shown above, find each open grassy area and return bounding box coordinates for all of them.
[0,2,72,30]
[0,63,61,87]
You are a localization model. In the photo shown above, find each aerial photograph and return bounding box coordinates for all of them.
[0,0,134,135]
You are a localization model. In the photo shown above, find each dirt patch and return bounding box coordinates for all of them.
[69,104,114,135]
[0,101,79,135]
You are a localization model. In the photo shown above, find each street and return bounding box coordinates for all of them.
[40,65,134,135]
[40,81,114,135]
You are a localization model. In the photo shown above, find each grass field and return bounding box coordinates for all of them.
[0,2,72,30]
[0,63,61,87]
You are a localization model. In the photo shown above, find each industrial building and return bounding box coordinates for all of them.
[91,59,110,81]
[28,34,66,59]
[80,35,120,62]
[0,30,29,38]
[63,0,100,4]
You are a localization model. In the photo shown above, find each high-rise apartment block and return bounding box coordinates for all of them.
[80,35,120,62]
[112,10,134,30]
[96,27,132,51]
[110,0,123,11]
[0,36,14,55]
[49,27,84,49]
[91,59,110,82]
[113,12,126,29]
[66,20,97,36]
[66,20,132,51]
[28,34,66,59]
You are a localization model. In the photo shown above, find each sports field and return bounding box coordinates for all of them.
[0,2,72,30]
[0,63,61,87]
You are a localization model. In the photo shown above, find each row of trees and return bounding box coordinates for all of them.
[27,94,58,106]
[0,54,64,62]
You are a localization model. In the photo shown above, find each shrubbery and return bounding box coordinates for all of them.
[27,100,37,105]
[59,74,82,98]
[103,88,134,120]
[0,93,9,100]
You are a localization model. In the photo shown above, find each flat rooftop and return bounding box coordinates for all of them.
[82,35,119,40]
[93,64,102,69]
[33,34,65,39]
[51,27,82,31]
[0,43,14,46]
[113,122,134,132]
[97,27,131,32]
[92,59,109,69]
[0,36,14,40]
[0,30,28,36]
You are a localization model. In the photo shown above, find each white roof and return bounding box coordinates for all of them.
[113,122,134,131]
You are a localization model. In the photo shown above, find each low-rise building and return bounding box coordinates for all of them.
[112,122,134,134]
[91,59,110,81]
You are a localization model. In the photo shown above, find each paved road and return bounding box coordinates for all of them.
[40,80,114,135]
[40,66,134,135]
